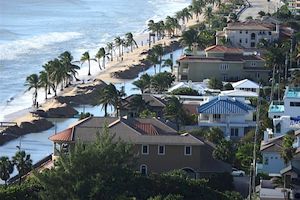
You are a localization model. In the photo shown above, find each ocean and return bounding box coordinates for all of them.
[0,0,190,120]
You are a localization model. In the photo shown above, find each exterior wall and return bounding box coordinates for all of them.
[225,29,278,48]
[136,144,202,174]
[284,97,300,117]
[179,59,268,82]
[261,152,286,174]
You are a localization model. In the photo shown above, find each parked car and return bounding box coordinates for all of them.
[231,168,245,177]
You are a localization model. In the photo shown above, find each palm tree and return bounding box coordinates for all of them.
[165,16,180,36]
[290,70,300,86]
[163,96,186,130]
[148,20,156,45]
[175,10,185,24]
[182,8,192,23]
[191,0,203,20]
[146,53,159,74]
[39,71,49,99]
[0,156,14,185]
[81,51,92,76]
[152,45,164,72]
[95,47,106,70]
[114,36,123,58]
[48,59,64,96]
[280,134,296,166]
[24,73,40,107]
[59,51,80,86]
[12,151,32,185]
[205,7,213,28]
[132,74,152,94]
[128,95,148,116]
[163,58,173,72]
[125,32,138,52]
[106,42,114,61]
[43,62,54,95]
[179,28,199,49]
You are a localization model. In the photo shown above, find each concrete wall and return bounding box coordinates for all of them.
[262,152,286,174]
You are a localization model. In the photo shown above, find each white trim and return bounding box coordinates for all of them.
[158,145,165,155]
[184,146,192,156]
[142,144,149,155]
[140,164,148,175]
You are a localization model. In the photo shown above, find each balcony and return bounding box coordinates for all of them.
[198,119,256,127]
[269,101,284,113]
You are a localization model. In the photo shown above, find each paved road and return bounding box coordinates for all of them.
[239,0,284,21]
[233,176,250,198]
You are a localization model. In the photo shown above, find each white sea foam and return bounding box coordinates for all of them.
[0,32,83,61]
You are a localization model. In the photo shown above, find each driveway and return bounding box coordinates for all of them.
[239,0,284,21]
[233,176,250,198]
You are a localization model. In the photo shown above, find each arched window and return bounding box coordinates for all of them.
[140,164,147,175]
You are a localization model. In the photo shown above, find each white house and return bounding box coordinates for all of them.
[197,96,255,139]
[231,79,260,94]
[216,21,279,48]
[268,87,300,137]
[167,81,207,95]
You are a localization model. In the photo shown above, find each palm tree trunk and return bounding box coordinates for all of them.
[102,57,105,69]
[270,65,277,102]
[88,60,91,76]
[98,59,101,70]
[45,87,48,100]
[104,104,108,117]
[154,65,157,74]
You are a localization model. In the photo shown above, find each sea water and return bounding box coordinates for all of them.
[0,0,190,120]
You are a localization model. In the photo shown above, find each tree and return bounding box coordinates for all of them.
[59,51,80,86]
[280,134,296,165]
[179,29,199,49]
[213,139,235,164]
[236,143,254,170]
[128,95,149,116]
[36,125,135,200]
[80,51,92,76]
[95,47,106,70]
[206,127,224,144]
[147,52,159,74]
[208,78,223,90]
[204,7,213,28]
[114,36,123,57]
[164,96,186,130]
[0,156,14,185]
[152,45,164,72]
[229,13,238,22]
[132,73,152,94]
[170,87,199,96]
[106,42,114,61]
[48,58,64,96]
[24,74,40,107]
[165,16,180,37]
[258,11,266,17]
[125,32,138,52]
[163,59,173,72]
[139,109,157,118]
[191,0,204,20]
[223,83,234,90]
[38,71,49,100]
[12,151,32,185]
[151,72,175,93]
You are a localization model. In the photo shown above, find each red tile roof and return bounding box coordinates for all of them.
[49,128,73,142]
[134,123,159,135]
[205,45,243,53]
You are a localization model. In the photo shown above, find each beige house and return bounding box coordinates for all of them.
[49,117,231,177]
[216,21,279,48]
[176,45,269,82]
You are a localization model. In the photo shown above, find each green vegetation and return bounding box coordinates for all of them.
[208,78,223,90]
[170,87,200,96]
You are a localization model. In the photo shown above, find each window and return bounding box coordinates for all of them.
[251,62,256,67]
[290,102,300,107]
[230,128,239,137]
[275,123,281,133]
[240,31,242,34]
[256,72,260,79]
[250,42,255,47]
[184,146,192,156]
[140,164,147,175]
[213,114,221,120]
[269,31,272,35]
[246,31,248,34]
[251,33,256,40]
[158,145,165,155]
[142,145,149,155]
[245,38,248,43]
[239,39,242,43]
[223,74,228,81]
[264,157,269,165]
[219,64,229,71]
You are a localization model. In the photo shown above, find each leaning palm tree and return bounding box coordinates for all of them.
[0,156,14,185]
[125,32,138,52]
[24,73,40,107]
[12,151,32,185]
[106,42,114,62]
[81,51,94,76]
[182,7,192,23]
[95,47,106,70]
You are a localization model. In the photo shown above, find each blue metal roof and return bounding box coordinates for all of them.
[197,97,254,114]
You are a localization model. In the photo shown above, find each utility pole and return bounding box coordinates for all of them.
[250,85,261,199]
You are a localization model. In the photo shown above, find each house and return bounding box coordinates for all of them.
[167,81,208,95]
[176,45,269,82]
[196,96,255,139]
[288,0,300,14]
[119,94,166,118]
[216,21,279,48]
[49,116,231,177]
[231,79,260,94]
[268,87,300,137]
